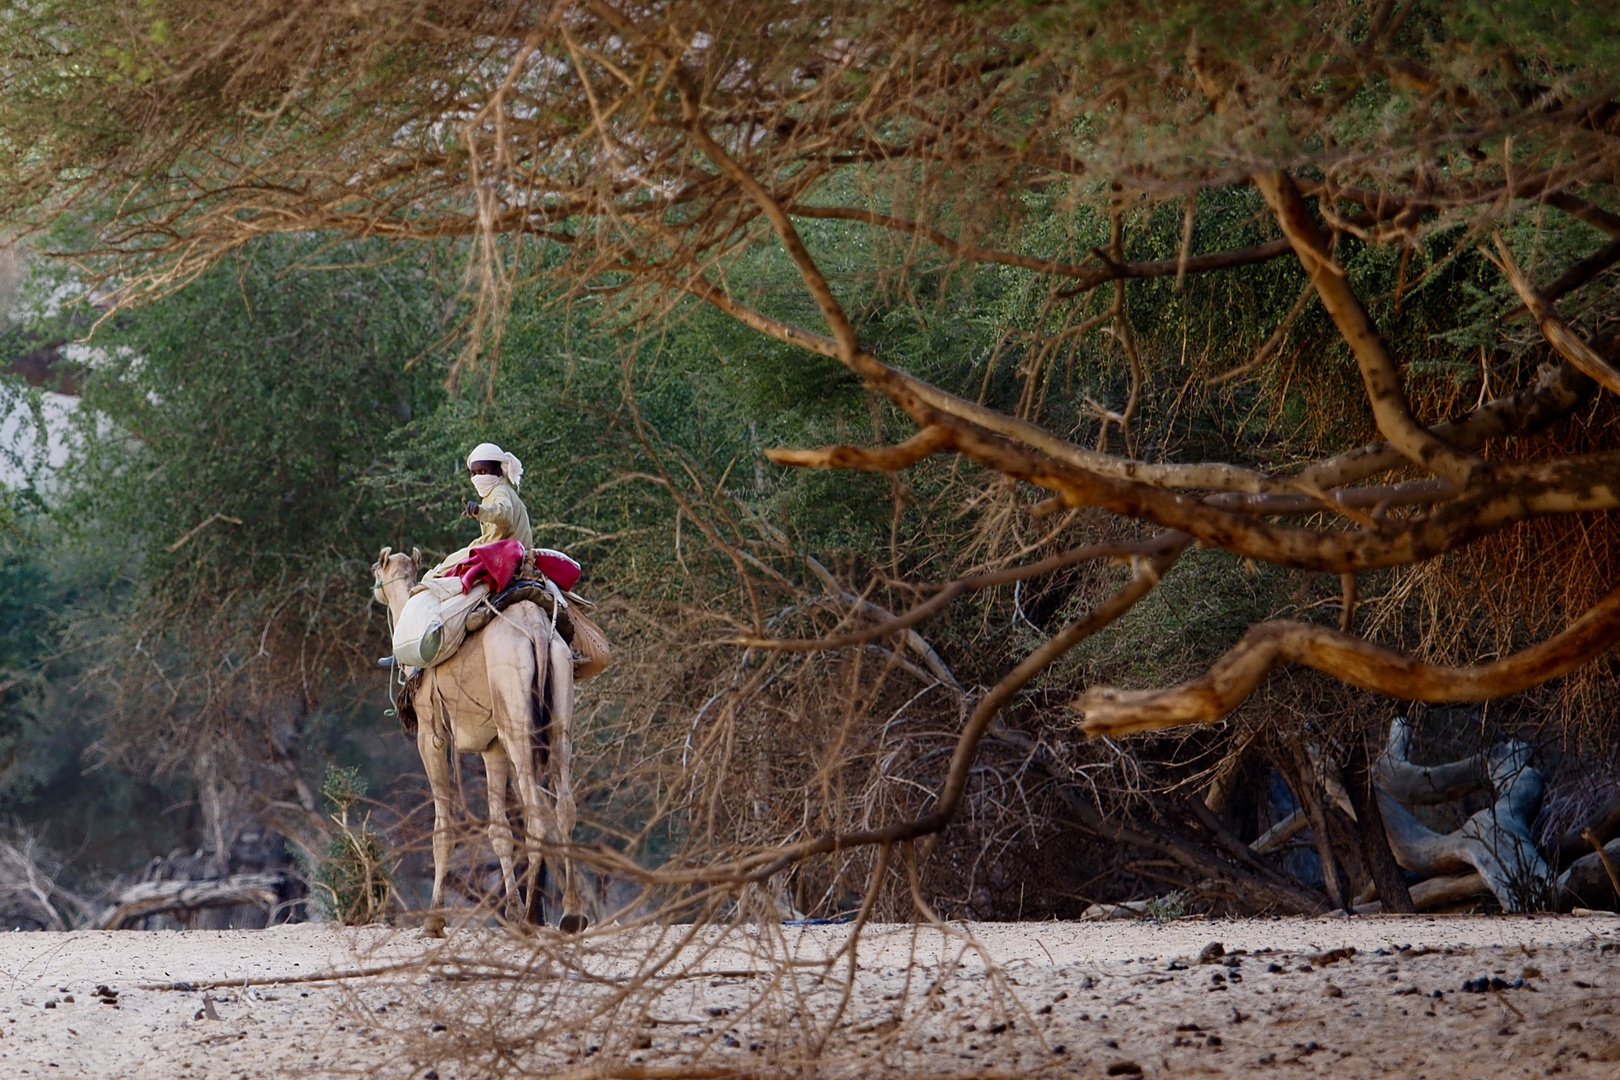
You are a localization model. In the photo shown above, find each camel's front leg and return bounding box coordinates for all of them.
[481,744,521,921]
[416,714,455,939]
[546,632,587,933]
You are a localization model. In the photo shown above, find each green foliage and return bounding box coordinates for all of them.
[20,238,461,768]
[314,763,394,925]
[1147,890,1187,923]
[320,763,368,816]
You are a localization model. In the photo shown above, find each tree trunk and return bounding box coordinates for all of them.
[1344,734,1417,913]
[1286,742,1351,912]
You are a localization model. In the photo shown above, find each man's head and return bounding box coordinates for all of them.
[464,442,523,493]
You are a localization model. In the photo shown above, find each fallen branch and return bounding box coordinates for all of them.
[96,872,288,930]
[1357,872,1491,914]
[1557,837,1620,910]
[1376,717,1491,805]
[1553,795,1620,869]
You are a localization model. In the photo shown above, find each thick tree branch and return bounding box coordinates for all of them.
[1256,171,1482,486]
[1076,582,1620,736]
[1296,354,1598,490]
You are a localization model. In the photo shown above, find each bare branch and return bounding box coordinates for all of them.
[1493,232,1620,396]
[738,538,1191,881]
[788,204,1292,293]
[733,534,1185,652]
[764,426,953,471]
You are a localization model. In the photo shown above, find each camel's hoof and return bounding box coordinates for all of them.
[559,913,589,935]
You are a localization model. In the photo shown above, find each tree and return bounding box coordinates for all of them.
[3,1,1617,907]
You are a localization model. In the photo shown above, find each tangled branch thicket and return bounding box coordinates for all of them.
[5,2,1620,1068]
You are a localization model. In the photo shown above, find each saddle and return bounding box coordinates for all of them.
[394,558,610,735]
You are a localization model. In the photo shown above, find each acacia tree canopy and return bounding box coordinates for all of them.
[3,1,1618,834]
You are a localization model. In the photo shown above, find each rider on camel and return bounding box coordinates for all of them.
[424,441,532,580]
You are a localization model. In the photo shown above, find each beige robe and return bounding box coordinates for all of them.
[424,478,533,580]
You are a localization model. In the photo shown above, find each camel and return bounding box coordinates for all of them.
[371,547,585,936]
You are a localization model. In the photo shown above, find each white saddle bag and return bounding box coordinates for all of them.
[392,577,491,668]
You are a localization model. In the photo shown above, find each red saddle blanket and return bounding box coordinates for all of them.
[449,541,582,595]
[449,539,525,594]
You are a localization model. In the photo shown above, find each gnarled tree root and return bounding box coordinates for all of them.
[1374,722,1550,913]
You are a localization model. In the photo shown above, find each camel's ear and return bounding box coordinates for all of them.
[410,547,422,572]
[377,546,392,566]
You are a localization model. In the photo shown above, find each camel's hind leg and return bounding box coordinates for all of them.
[545,631,587,933]
[416,703,455,938]
[484,612,557,930]
[480,743,521,921]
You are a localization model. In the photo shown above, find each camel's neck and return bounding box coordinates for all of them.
[379,566,417,624]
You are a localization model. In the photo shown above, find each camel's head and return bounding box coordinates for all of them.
[371,546,420,604]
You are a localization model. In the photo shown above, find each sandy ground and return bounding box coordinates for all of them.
[2,914,1618,1079]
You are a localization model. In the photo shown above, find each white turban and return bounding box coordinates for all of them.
[466,442,523,489]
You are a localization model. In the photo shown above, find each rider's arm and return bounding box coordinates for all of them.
[473,487,518,534]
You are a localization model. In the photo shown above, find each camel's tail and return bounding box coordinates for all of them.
[530,618,552,774]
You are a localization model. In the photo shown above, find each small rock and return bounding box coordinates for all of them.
[1198,942,1225,965]
[1105,1063,1144,1077]
[1462,977,1490,994]
[1308,947,1355,967]
[1167,960,1188,971]
[430,1023,447,1033]
[1207,1034,1223,1047]
[1323,984,1344,998]
[1267,962,1284,973]
[424,1071,439,1080]
[44,1000,56,1009]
